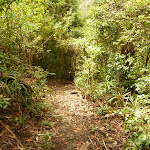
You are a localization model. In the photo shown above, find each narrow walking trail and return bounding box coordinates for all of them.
[48,79,126,150]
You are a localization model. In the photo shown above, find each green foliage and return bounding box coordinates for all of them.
[0,0,79,78]
[42,120,52,127]
[0,95,10,109]
[47,0,77,22]
[14,115,26,125]
[27,66,50,85]
[73,0,150,149]
[0,74,33,111]
[97,104,110,116]
[135,75,150,95]
[74,0,150,94]
[0,0,150,148]
[122,100,150,149]
[37,132,55,149]
[0,51,50,124]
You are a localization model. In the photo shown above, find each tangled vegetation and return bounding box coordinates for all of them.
[73,0,150,149]
[0,0,150,149]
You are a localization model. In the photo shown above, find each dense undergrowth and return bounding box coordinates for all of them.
[0,50,53,149]
[0,0,80,149]
[73,0,150,149]
[0,0,150,149]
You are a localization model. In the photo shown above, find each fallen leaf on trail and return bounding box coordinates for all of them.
[27,139,33,142]
[108,137,114,141]
[96,145,99,150]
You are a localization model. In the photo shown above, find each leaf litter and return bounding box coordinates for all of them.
[48,79,127,150]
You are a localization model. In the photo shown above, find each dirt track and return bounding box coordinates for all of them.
[48,79,126,150]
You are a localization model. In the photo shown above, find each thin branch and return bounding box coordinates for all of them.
[87,136,96,150]
[102,139,108,150]
[39,34,53,48]
[110,134,124,144]
[0,120,23,148]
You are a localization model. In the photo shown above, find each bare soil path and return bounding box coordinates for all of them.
[48,79,126,150]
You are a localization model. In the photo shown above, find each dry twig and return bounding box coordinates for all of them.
[101,113,116,119]
[87,136,96,150]
[0,120,23,149]
[102,139,108,150]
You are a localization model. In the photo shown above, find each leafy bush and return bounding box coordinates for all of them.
[135,75,150,95]
[73,0,150,149]
[74,0,150,97]
[27,66,50,85]
[0,95,10,109]
[0,74,33,112]
[122,101,150,149]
